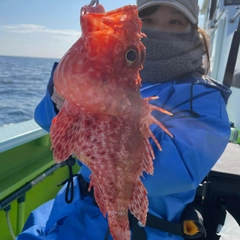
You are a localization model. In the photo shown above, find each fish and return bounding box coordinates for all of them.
[50,3,172,240]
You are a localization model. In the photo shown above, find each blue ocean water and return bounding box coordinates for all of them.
[0,55,59,127]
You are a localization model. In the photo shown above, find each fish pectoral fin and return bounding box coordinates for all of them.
[50,103,83,162]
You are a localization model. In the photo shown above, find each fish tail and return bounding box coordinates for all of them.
[109,224,131,240]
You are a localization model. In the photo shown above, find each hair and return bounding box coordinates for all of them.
[138,6,211,75]
[196,27,210,75]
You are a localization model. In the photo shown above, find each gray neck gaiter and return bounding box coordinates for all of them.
[140,29,205,83]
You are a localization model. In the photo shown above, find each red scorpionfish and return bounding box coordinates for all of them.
[50,3,172,240]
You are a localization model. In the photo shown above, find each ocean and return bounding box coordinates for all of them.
[0,55,60,127]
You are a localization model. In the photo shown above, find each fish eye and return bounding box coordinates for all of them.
[125,49,138,66]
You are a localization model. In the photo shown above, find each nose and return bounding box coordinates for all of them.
[150,22,169,32]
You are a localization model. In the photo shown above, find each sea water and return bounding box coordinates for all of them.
[0,55,59,126]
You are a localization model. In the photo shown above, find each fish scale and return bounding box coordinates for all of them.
[50,3,172,240]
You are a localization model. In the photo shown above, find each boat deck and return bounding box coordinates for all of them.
[213,142,240,176]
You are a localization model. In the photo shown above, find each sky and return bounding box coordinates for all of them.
[0,0,204,59]
[0,0,135,58]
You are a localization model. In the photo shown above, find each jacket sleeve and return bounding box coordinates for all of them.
[142,81,231,197]
[34,62,58,132]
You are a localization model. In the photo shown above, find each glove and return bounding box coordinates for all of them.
[51,87,65,111]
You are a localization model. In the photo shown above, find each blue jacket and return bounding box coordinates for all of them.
[17,63,231,240]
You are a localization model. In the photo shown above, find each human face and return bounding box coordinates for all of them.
[140,5,191,33]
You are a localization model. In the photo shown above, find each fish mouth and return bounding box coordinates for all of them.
[99,4,139,19]
[80,5,141,35]
[81,4,138,17]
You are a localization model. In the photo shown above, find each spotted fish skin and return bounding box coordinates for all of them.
[50,4,172,240]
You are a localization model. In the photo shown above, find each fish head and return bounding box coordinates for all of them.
[54,5,146,116]
[80,5,146,80]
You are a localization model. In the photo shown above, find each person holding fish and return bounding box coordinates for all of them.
[17,0,231,240]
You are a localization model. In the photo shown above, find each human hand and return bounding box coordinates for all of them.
[51,87,65,110]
